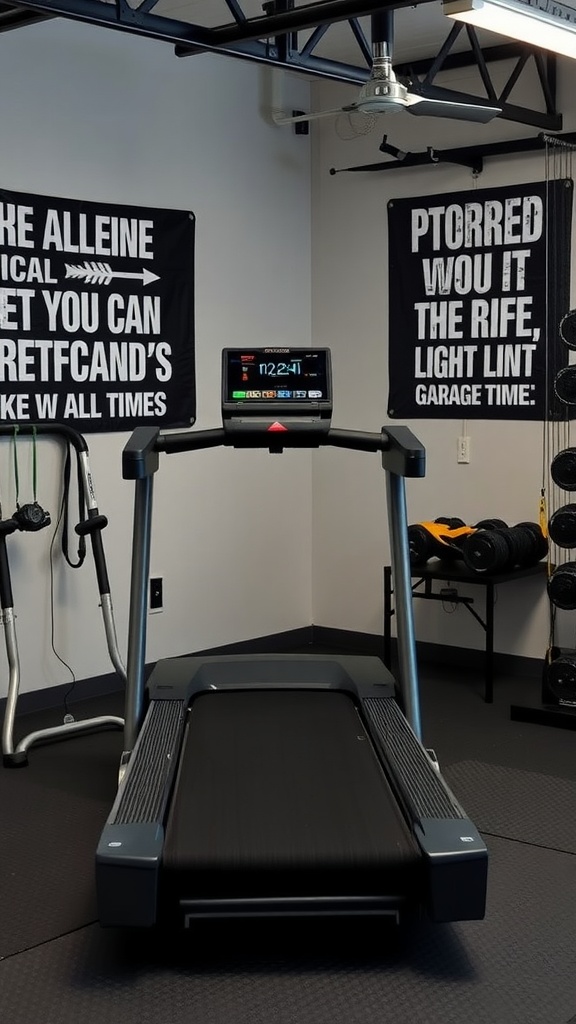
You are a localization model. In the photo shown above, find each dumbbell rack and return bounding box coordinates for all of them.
[384,560,548,704]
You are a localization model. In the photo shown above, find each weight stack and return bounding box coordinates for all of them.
[511,318,576,729]
[546,434,576,709]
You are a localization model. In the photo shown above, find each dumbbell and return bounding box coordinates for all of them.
[462,522,546,573]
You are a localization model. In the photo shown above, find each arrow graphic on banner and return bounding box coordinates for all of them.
[64,262,160,286]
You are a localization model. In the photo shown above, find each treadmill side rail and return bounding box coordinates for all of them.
[416,819,488,922]
[96,823,163,928]
[96,698,187,927]
[362,695,488,921]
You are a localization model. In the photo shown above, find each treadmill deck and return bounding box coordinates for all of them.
[162,689,422,900]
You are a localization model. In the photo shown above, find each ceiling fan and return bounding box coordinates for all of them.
[274,12,502,127]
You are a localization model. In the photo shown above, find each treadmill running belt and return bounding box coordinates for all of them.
[163,690,422,901]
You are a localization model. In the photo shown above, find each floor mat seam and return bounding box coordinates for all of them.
[0,920,98,964]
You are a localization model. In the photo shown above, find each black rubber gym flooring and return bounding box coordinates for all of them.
[1,652,576,1024]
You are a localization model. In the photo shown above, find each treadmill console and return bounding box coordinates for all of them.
[222,348,332,444]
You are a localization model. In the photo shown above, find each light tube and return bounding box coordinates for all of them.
[444,0,576,59]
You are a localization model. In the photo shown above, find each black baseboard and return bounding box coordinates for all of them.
[199,627,545,679]
[0,625,544,717]
[0,627,315,717]
[0,670,124,718]
[310,625,385,658]
[411,640,543,680]
[193,626,314,658]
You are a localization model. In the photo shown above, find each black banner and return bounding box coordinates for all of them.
[387,180,573,419]
[0,188,195,431]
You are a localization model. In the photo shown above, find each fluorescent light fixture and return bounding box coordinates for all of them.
[444,0,576,59]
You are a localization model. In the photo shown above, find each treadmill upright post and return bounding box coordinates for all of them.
[375,424,425,742]
[124,473,155,754]
[385,470,422,741]
[325,425,424,740]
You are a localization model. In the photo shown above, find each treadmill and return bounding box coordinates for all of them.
[96,347,487,929]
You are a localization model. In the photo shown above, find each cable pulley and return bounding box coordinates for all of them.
[11,426,51,533]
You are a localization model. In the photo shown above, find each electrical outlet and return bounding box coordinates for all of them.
[457,436,471,464]
[149,576,163,613]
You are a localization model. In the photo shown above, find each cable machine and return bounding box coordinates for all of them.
[1,423,125,767]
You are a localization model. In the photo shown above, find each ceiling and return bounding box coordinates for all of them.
[0,0,564,130]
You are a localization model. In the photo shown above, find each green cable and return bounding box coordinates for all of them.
[11,424,38,507]
[32,424,37,502]
[12,425,19,508]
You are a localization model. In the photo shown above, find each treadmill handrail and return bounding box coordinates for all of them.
[327,427,425,478]
[122,425,425,479]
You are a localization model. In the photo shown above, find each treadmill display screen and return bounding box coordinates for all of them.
[224,349,330,403]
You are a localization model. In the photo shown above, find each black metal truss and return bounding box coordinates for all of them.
[1,0,563,130]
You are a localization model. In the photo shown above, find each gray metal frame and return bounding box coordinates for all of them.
[120,421,425,751]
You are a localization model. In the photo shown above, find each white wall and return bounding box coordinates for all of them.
[1,17,574,699]
[311,57,576,659]
[0,20,313,695]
